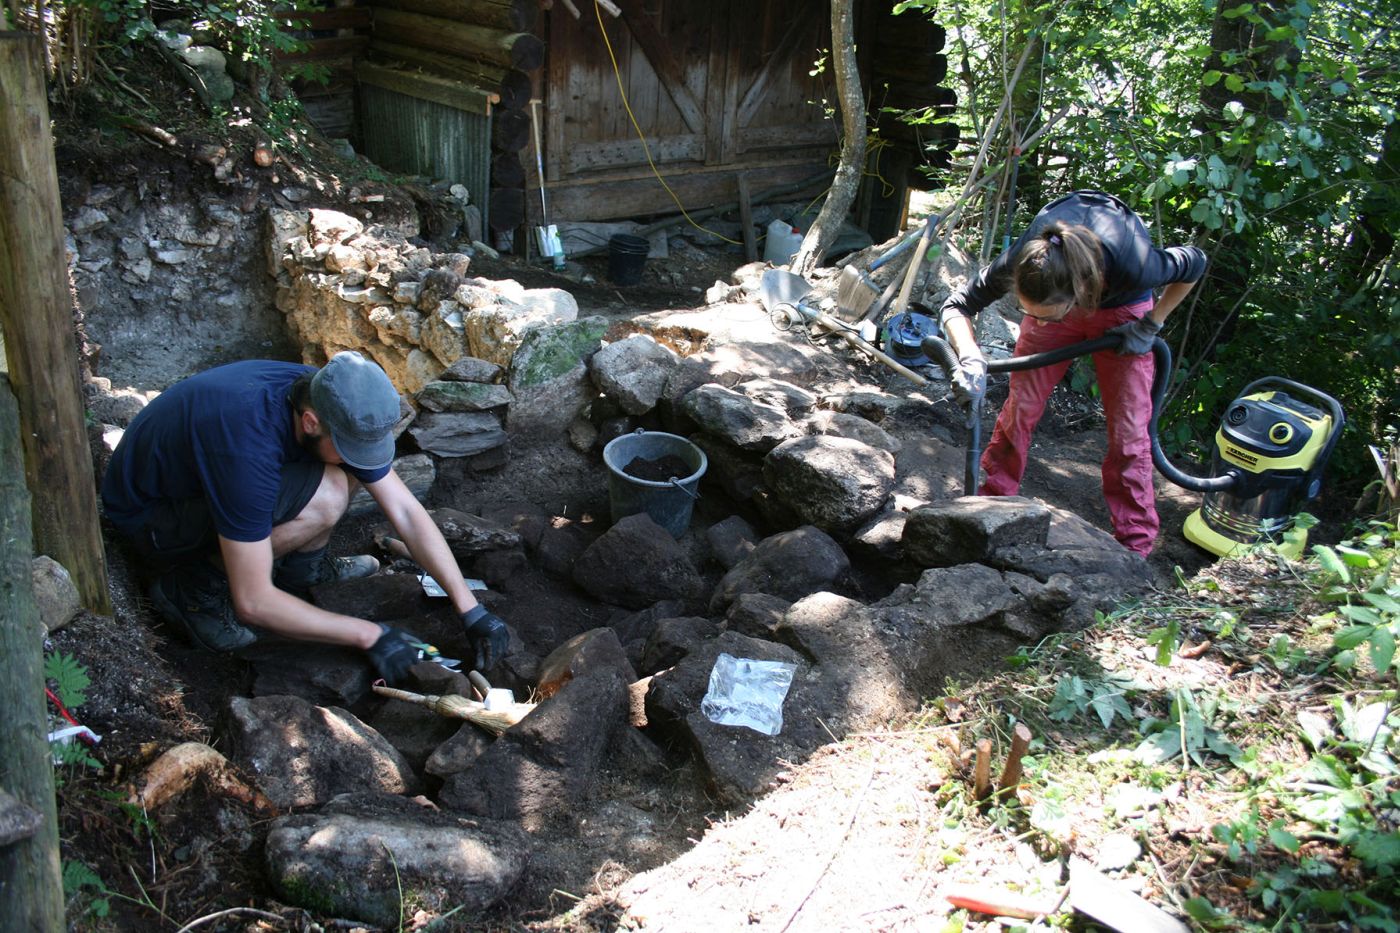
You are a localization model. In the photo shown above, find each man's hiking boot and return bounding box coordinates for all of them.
[148,564,258,653]
[273,549,380,599]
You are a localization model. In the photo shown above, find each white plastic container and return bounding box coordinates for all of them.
[763,218,804,265]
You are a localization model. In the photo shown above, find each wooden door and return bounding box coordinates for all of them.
[544,0,837,208]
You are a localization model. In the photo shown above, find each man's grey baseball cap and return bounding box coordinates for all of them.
[310,351,401,470]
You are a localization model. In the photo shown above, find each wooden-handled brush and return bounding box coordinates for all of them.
[372,685,534,736]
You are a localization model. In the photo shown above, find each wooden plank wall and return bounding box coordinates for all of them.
[276,3,374,139]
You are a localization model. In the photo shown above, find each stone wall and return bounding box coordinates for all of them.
[266,209,580,395]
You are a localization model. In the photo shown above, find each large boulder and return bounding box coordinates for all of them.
[902,496,1051,567]
[680,384,800,453]
[505,316,608,437]
[460,279,579,366]
[591,333,681,415]
[228,696,419,809]
[762,434,895,531]
[438,667,630,830]
[710,525,850,614]
[572,514,707,609]
[266,793,528,927]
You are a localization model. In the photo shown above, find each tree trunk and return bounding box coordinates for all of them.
[0,32,111,615]
[1340,117,1400,286]
[0,376,66,933]
[791,0,863,276]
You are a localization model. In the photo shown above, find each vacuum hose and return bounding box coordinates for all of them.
[921,333,1240,495]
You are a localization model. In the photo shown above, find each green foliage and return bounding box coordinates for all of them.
[898,0,1400,489]
[62,860,111,919]
[44,650,91,709]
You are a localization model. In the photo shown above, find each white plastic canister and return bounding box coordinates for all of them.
[763,219,804,265]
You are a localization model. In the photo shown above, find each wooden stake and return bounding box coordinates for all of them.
[0,32,111,615]
[973,738,992,800]
[997,723,1033,795]
[0,374,65,932]
[736,173,757,263]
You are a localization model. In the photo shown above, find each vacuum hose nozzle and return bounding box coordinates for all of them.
[920,333,1239,495]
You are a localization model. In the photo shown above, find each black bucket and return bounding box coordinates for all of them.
[607,234,649,285]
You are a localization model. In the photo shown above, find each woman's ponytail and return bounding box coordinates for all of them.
[1012,221,1104,311]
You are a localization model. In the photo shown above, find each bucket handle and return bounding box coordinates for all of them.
[668,477,701,500]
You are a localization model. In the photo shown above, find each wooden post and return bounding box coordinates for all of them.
[736,173,757,263]
[0,375,66,933]
[997,723,1033,795]
[973,738,992,800]
[0,32,112,615]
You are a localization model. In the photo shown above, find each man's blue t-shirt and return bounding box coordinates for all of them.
[101,360,390,543]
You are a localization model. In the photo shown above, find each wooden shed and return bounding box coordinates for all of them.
[287,0,956,244]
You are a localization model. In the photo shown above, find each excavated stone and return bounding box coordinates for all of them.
[438,355,503,383]
[736,378,817,415]
[307,208,363,247]
[710,525,850,614]
[689,433,765,503]
[348,452,434,516]
[724,593,792,640]
[505,316,608,437]
[229,696,419,809]
[246,644,374,708]
[32,556,81,634]
[535,520,597,578]
[420,507,522,556]
[762,434,896,531]
[365,694,462,770]
[439,668,629,830]
[307,573,429,622]
[425,723,495,778]
[803,410,902,453]
[462,279,580,366]
[643,632,817,805]
[266,793,527,927]
[536,628,637,699]
[416,380,513,412]
[408,410,507,457]
[902,495,1052,567]
[572,514,706,610]
[640,617,720,675]
[680,384,800,453]
[470,547,528,588]
[591,333,681,415]
[706,515,757,569]
[849,506,910,562]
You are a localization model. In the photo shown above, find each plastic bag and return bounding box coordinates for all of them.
[700,653,798,736]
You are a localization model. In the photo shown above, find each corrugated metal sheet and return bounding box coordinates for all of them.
[358,83,491,224]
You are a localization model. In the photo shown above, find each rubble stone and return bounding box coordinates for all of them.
[572,514,707,609]
[762,434,895,532]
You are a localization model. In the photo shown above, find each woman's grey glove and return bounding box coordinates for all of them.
[1107,316,1163,355]
[951,355,988,407]
[462,605,510,671]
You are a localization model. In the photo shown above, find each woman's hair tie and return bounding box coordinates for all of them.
[1048,233,1062,246]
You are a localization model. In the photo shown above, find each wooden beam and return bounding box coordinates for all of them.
[737,173,757,262]
[370,8,544,71]
[367,0,535,32]
[0,33,111,615]
[355,59,497,114]
[616,0,706,134]
[284,7,374,30]
[273,35,369,63]
[369,39,528,109]
[0,375,65,933]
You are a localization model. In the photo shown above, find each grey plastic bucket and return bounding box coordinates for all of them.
[602,429,708,537]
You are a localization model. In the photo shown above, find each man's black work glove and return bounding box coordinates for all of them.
[367,624,425,685]
[1107,316,1163,356]
[951,354,988,408]
[462,605,510,671]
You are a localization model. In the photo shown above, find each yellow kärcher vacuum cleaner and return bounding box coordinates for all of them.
[917,333,1346,560]
[1183,378,1344,559]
